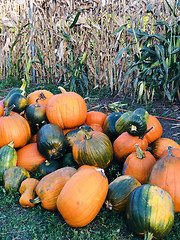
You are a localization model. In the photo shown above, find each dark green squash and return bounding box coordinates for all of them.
[3,88,22,107]
[103,112,123,142]
[105,175,141,213]
[0,141,17,182]
[72,129,113,169]
[60,152,79,169]
[8,93,28,113]
[3,166,30,191]
[126,184,174,240]
[115,111,132,135]
[39,159,62,176]
[37,123,68,160]
[125,108,149,136]
[24,99,47,128]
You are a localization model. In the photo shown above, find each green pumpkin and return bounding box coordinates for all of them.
[3,166,30,191]
[115,111,132,135]
[103,112,123,142]
[126,184,174,240]
[24,99,48,129]
[37,123,68,160]
[105,175,141,213]
[72,129,113,169]
[8,93,28,113]
[0,141,17,182]
[60,152,79,169]
[125,108,149,136]
[3,88,22,107]
[39,159,62,176]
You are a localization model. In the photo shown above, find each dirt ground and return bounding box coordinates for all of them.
[88,94,180,144]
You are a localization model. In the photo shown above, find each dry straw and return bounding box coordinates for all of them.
[0,0,176,94]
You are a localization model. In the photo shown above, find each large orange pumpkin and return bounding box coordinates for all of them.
[46,87,87,129]
[57,167,108,227]
[17,143,46,171]
[113,132,148,163]
[147,147,180,212]
[0,108,31,148]
[0,105,4,117]
[27,89,53,106]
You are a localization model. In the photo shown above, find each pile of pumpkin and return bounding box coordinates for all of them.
[0,83,180,240]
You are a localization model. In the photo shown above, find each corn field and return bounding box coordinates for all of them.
[0,0,179,96]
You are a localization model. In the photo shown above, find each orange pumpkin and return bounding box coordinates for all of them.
[145,115,163,144]
[57,167,108,227]
[122,144,156,184]
[30,167,77,211]
[27,89,53,106]
[84,111,107,132]
[160,147,180,158]
[147,146,180,212]
[0,108,31,148]
[0,105,4,117]
[17,143,46,171]
[150,138,180,159]
[113,132,148,163]
[46,87,87,129]
[19,178,39,208]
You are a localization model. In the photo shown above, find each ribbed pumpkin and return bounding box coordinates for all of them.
[126,184,174,240]
[113,132,148,163]
[46,87,87,129]
[37,123,68,160]
[150,137,180,159]
[103,112,123,142]
[57,167,108,227]
[105,175,141,213]
[72,130,113,169]
[115,111,132,135]
[160,147,180,158]
[17,143,46,171]
[122,144,156,184]
[3,166,30,191]
[145,114,163,144]
[30,167,77,211]
[19,178,39,208]
[0,141,17,181]
[147,146,180,212]
[0,107,31,148]
[84,111,107,132]
[27,89,53,106]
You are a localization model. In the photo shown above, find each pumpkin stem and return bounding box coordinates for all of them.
[35,98,40,106]
[29,196,41,204]
[20,79,26,93]
[79,127,92,140]
[45,160,50,166]
[39,92,46,100]
[135,144,145,159]
[167,146,175,157]
[144,232,153,240]
[58,86,67,93]
[5,104,15,116]
[8,141,15,148]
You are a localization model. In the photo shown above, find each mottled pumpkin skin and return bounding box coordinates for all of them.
[0,142,17,181]
[34,167,77,211]
[0,113,31,148]
[126,184,174,239]
[106,175,141,212]
[147,153,180,212]
[57,168,108,227]
[46,91,87,129]
[72,131,113,169]
[3,166,30,191]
